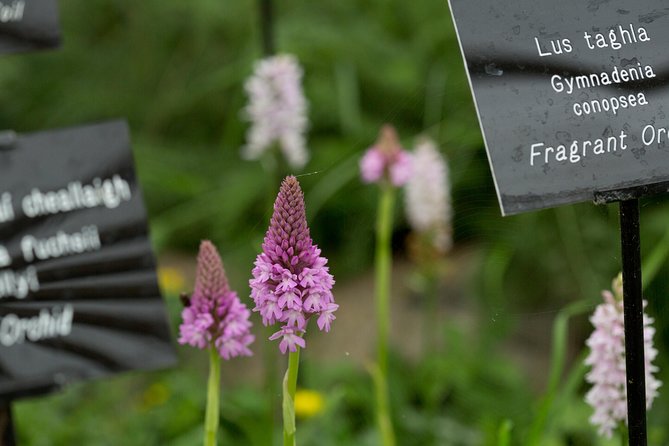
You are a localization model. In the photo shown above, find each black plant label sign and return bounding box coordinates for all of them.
[448,0,669,215]
[0,120,176,402]
[0,0,60,55]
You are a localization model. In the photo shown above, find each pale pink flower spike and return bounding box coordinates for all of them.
[584,274,661,438]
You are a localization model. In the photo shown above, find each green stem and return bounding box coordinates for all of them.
[525,299,593,445]
[554,206,599,299]
[497,419,513,446]
[550,350,588,428]
[481,244,513,346]
[372,364,395,446]
[376,184,395,378]
[619,423,629,446]
[641,226,669,287]
[423,271,439,355]
[204,347,221,446]
[283,347,301,446]
[374,184,396,446]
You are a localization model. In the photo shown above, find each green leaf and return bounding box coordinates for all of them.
[282,370,296,436]
[497,419,513,446]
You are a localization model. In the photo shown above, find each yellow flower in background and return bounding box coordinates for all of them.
[140,382,170,411]
[158,266,185,295]
[294,389,325,418]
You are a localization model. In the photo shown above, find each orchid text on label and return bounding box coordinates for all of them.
[448,0,669,214]
[0,1,24,23]
[529,124,669,167]
[0,305,73,347]
[0,267,38,300]
[0,175,132,300]
[21,225,102,263]
[534,23,654,120]
[534,24,650,57]
[0,175,132,223]
[22,175,131,218]
[528,23,658,167]
[0,225,102,300]
[0,226,105,299]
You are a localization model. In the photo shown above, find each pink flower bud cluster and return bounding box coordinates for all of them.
[360,125,412,187]
[250,176,337,354]
[179,241,254,360]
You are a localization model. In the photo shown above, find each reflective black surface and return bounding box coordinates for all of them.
[448,0,669,215]
[0,0,60,55]
[0,120,176,402]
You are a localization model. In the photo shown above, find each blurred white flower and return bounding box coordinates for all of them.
[241,54,309,169]
[585,273,661,438]
[404,138,452,253]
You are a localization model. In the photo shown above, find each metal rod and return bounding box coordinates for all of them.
[0,405,16,446]
[619,199,647,446]
[258,0,275,56]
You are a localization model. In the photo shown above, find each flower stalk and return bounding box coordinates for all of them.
[619,423,628,446]
[374,183,396,446]
[360,125,411,446]
[204,346,221,446]
[422,272,439,353]
[283,347,301,446]
[375,183,395,379]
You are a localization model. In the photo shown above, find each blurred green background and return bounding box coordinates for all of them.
[3,0,669,444]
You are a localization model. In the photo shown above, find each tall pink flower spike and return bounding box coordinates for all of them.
[585,274,661,438]
[179,241,255,360]
[250,176,337,354]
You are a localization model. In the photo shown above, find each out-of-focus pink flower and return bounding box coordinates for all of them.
[242,54,309,168]
[250,176,336,353]
[405,138,452,253]
[584,274,661,438]
[360,125,412,187]
[179,241,255,360]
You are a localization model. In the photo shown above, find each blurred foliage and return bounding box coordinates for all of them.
[16,297,669,445]
[3,0,669,444]
[0,0,487,279]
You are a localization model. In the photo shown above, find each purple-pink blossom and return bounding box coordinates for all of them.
[250,176,337,353]
[179,241,255,360]
[360,125,412,187]
[584,274,661,438]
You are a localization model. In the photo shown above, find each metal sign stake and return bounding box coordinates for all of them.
[0,405,15,446]
[619,199,648,446]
